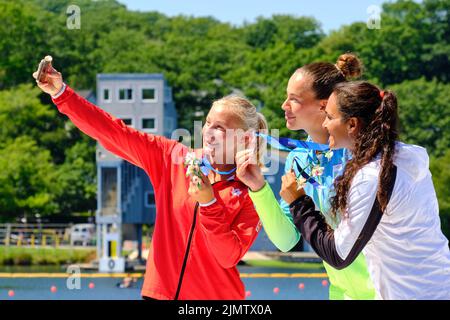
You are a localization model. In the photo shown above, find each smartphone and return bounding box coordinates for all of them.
[36,55,53,82]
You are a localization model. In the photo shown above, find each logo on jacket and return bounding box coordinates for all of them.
[256,220,262,232]
[231,187,242,197]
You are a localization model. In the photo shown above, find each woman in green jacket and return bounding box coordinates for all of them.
[236,53,375,299]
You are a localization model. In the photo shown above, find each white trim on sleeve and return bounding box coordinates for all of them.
[198,198,217,207]
[51,83,67,99]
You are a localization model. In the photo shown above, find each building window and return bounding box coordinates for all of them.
[119,88,133,101]
[142,118,156,131]
[145,191,155,207]
[103,88,111,102]
[100,167,118,217]
[121,118,133,126]
[142,88,157,102]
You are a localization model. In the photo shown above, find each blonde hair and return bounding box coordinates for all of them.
[211,95,268,167]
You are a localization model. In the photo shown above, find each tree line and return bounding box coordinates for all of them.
[0,0,448,236]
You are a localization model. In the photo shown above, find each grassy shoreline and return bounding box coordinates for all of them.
[0,246,96,266]
[0,246,324,270]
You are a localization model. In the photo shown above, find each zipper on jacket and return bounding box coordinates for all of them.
[174,202,199,300]
[174,180,230,300]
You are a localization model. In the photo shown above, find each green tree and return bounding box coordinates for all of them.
[305,0,449,86]
[55,141,96,215]
[0,82,97,219]
[0,0,49,88]
[390,78,450,157]
[430,150,450,239]
[0,0,448,223]
[0,137,59,219]
[0,84,70,163]
[243,15,323,49]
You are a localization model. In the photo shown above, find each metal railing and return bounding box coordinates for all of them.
[0,223,95,247]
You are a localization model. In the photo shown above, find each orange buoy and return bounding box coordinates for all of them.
[273,287,280,294]
[245,290,251,297]
[322,279,329,286]
[298,283,305,290]
[88,282,95,289]
[8,290,15,297]
[50,286,57,293]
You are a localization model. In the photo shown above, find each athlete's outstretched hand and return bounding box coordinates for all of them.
[32,58,64,96]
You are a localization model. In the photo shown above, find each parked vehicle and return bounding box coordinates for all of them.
[70,224,96,246]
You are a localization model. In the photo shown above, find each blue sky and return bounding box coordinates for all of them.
[120,0,391,33]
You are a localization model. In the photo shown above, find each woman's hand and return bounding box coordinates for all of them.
[280,170,306,205]
[235,133,265,192]
[188,173,216,205]
[235,149,265,192]
[32,61,64,96]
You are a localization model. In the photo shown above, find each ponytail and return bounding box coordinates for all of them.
[330,82,399,217]
[373,90,398,212]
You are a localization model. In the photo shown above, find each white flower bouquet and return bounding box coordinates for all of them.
[184,152,203,188]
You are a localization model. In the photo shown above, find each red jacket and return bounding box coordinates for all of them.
[53,86,261,300]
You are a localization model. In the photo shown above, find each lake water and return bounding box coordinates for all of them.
[0,266,329,300]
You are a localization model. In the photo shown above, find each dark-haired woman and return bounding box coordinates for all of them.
[236,54,377,299]
[280,81,450,299]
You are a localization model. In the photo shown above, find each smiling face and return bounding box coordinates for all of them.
[281,71,327,132]
[322,92,357,150]
[202,103,247,165]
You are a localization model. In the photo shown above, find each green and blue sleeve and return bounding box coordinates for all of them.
[248,182,300,252]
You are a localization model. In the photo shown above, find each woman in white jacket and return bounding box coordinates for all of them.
[280,81,450,299]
